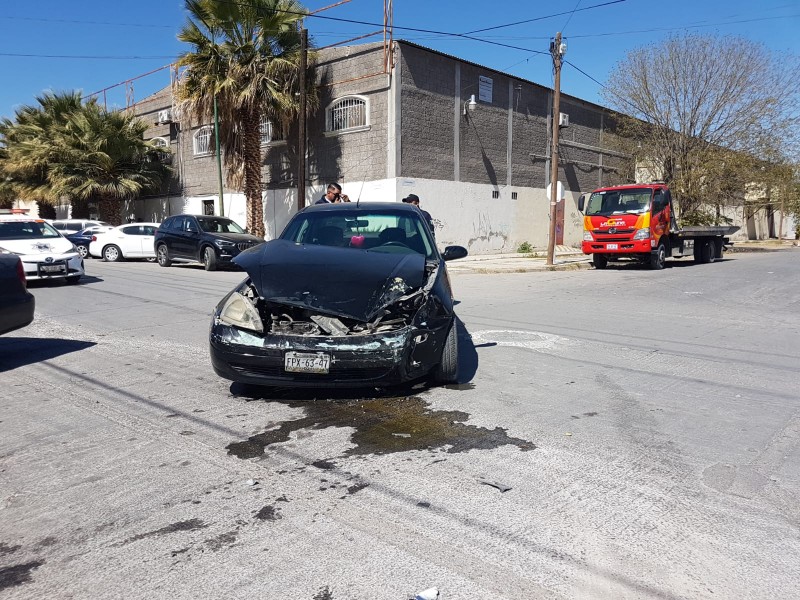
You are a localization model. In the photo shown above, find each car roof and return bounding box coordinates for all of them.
[301,201,419,213]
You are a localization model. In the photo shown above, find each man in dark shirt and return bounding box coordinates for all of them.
[315,182,349,204]
[402,193,434,234]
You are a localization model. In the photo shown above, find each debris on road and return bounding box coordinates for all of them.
[477,478,512,493]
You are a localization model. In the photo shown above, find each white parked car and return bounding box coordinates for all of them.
[0,216,85,283]
[89,223,160,262]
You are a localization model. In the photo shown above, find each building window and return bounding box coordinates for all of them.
[193,126,213,156]
[512,192,518,200]
[149,137,171,164]
[326,96,368,133]
[259,116,284,145]
[151,137,168,148]
[202,199,215,215]
[492,190,500,199]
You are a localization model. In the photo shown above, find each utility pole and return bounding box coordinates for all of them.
[213,95,225,217]
[546,32,566,266]
[297,28,308,213]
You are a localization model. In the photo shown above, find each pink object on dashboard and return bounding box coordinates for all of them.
[350,235,365,248]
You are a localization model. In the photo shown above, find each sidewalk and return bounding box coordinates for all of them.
[447,240,797,275]
[447,245,591,274]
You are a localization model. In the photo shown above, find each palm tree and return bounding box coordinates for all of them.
[2,93,170,223]
[0,91,85,207]
[47,103,170,223]
[176,0,314,238]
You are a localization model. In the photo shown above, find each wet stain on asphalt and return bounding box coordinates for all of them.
[0,561,44,591]
[226,394,535,460]
[0,543,20,556]
[204,530,238,551]
[120,519,208,546]
[254,505,281,522]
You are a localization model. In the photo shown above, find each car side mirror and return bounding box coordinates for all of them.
[442,245,468,261]
[577,194,586,212]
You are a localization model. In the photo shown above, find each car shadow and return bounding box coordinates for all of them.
[0,337,97,372]
[27,275,104,288]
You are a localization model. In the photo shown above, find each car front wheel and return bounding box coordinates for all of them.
[433,321,459,384]
[76,244,89,259]
[203,246,217,271]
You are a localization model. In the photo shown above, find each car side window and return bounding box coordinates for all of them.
[171,217,185,231]
[142,226,157,236]
[184,218,198,233]
[120,225,141,236]
[52,221,65,230]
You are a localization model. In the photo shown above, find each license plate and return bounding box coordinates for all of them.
[606,243,618,250]
[39,263,66,274]
[284,352,331,374]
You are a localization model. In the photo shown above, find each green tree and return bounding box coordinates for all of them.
[0,92,169,223]
[176,0,315,238]
[0,92,85,208]
[47,103,170,223]
[601,34,800,222]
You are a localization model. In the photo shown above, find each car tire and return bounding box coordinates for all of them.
[156,244,172,267]
[203,246,217,271]
[103,245,122,262]
[593,254,608,270]
[65,275,81,285]
[650,243,666,270]
[76,244,89,259]
[433,321,459,384]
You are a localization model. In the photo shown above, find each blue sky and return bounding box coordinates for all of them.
[1,0,798,119]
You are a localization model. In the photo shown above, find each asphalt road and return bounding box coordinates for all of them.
[1,251,798,599]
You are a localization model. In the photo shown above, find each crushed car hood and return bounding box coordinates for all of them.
[235,239,426,322]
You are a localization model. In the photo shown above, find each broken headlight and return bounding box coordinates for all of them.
[219,292,264,333]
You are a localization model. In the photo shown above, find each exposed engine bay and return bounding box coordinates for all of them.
[230,262,441,338]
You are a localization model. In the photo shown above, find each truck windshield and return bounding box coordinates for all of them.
[585,188,653,216]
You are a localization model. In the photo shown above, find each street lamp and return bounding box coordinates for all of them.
[463,94,477,117]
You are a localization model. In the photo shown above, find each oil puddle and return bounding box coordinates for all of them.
[0,561,44,591]
[226,395,535,460]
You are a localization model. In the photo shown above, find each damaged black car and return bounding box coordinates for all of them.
[209,202,468,387]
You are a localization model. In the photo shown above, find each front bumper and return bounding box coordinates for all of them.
[582,239,652,255]
[20,253,84,281]
[209,319,450,388]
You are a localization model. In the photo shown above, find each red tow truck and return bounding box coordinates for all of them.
[577,183,739,270]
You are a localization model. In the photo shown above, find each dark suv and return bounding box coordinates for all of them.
[154,215,263,271]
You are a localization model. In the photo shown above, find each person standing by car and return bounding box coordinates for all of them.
[402,194,434,234]
[315,182,349,204]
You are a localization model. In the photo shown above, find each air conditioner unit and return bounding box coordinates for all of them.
[156,109,172,124]
[558,112,569,127]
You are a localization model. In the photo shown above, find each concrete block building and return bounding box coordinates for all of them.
[122,40,793,251]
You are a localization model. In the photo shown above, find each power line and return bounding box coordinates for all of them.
[463,0,625,35]
[562,0,584,33]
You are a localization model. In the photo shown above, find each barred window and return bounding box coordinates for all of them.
[326,96,368,132]
[150,137,168,148]
[193,126,213,156]
[259,116,284,145]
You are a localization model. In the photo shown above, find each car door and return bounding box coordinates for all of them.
[181,216,202,260]
[117,225,144,257]
[140,225,157,258]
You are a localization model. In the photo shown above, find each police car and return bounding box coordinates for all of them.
[0,214,85,283]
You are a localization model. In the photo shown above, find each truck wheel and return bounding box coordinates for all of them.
[650,243,666,270]
[693,240,713,264]
[714,239,724,260]
[592,254,608,270]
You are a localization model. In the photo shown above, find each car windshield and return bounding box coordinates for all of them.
[196,217,245,234]
[585,188,653,216]
[281,209,435,259]
[0,220,62,240]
